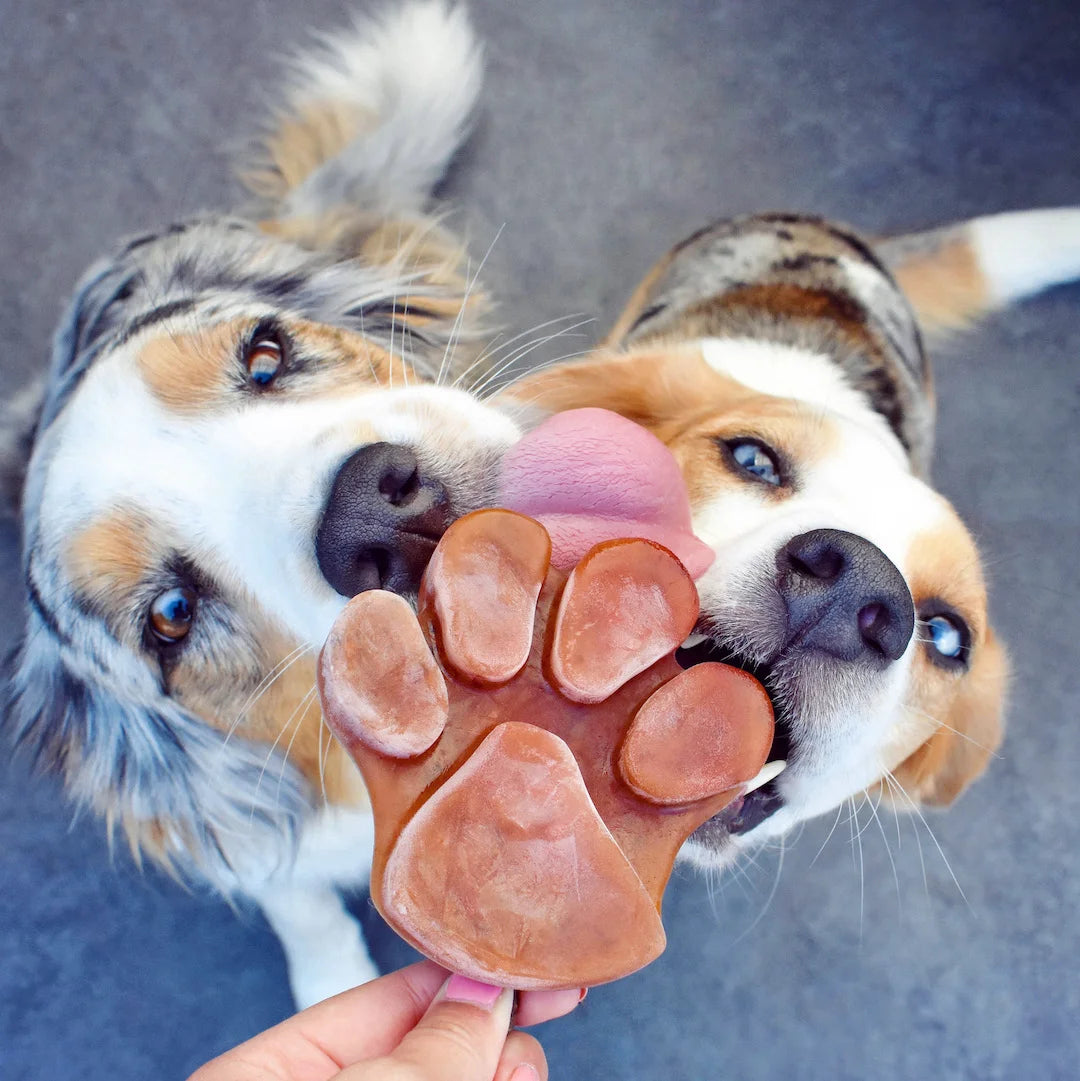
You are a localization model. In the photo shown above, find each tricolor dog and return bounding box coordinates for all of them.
[4,0,1080,1009]
[510,208,1080,870]
[2,2,523,1007]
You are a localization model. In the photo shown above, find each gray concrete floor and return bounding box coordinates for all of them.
[2,1,1080,1078]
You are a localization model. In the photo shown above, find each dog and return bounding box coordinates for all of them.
[5,0,1079,1011]
[507,207,1080,871]
[0,1,531,1008]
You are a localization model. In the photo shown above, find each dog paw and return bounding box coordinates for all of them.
[319,509,774,989]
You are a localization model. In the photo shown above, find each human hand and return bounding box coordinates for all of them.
[189,961,583,1081]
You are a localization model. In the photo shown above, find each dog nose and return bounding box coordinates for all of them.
[316,443,452,597]
[776,528,914,663]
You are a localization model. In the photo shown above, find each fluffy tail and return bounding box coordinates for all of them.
[241,1,482,220]
[879,208,1080,339]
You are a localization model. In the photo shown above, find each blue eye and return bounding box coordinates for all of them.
[925,614,968,663]
[726,439,782,486]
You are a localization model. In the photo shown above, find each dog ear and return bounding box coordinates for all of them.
[0,377,46,515]
[892,627,1008,807]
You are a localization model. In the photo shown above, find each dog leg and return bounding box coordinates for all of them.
[256,883,379,1009]
[239,803,381,1008]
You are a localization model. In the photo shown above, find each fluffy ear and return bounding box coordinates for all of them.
[0,377,46,515]
[892,628,1008,807]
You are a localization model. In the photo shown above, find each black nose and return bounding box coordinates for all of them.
[776,528,914,664]
[316,443,452,597]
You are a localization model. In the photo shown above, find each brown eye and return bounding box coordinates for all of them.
[149,587,197,643]
[245,334,285,387]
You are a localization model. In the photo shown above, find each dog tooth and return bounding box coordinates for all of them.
[743,759,786,794]
[680,631,709,649]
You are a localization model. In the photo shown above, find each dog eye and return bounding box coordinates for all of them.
[244,332,286,388]
[723,439,782,486]
[149,586,197,643]
[921,612,970,669]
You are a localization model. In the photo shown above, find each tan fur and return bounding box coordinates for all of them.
[905,515,989,643]
[511,346,838,508]
[891,628,1007,806]
[138,318,249,413]
[64,508,159,625]
[240,100,371,204]
[511,326,1003,811]
[138,314,409,415]
[886,521,1006,806]
[64,509,368,813]
[892,237,991,337]
[170,623,368,810]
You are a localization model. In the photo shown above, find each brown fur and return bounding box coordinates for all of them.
[891,237,991,338]
[680,282,882,359]
[891,628,1007,806]
[887,522,1006,806]
[510,283,1005,810]
[241,100,371,204]
[66,505,366,815]
[138,319,250,413]
[137,314,408,415]
[64,508,160,628]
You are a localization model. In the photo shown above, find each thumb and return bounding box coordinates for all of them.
[345,974,514,1081]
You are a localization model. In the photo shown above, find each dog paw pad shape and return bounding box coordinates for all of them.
[319,511,774,989]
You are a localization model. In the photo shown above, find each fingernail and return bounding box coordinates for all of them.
[578,988,588,1002]
[509,1065,540,1081]
[443,973,505,1010]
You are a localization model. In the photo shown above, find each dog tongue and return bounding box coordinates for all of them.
[499,408,714,577]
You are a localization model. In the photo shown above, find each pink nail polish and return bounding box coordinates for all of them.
[509,1065,540,1081]
[443,973,505,1010]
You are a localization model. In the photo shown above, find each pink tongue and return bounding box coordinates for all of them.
[499,408,714,578]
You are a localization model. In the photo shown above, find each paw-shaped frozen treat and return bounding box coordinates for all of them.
[319,509,775,989]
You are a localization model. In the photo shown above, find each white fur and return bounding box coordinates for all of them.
[686,337,954,863]
[699,336,909,464]
[283,1,484,218]
[231,806,379,1009]
[36,309,519,1006]
[41,306,520,652]
[970,207,1080,304]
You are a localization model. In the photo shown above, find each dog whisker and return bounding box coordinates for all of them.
[223,643,314,747]
[883,770,929,901]
[850,796,866,942]
[276,683,319,804]
[467,318,595,397]
[908,705,1003,758]
[472,329,595,399]
[456,312,591,391]
[733,834,786,945]
[882,767,970,910]
[437,224,504,387]
[809,801,847,868]
[249,683,319,826]
[865,785,902,917]
[317,713,332,805]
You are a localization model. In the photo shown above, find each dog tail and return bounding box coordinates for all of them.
[240,1,482,220]
[879,208,1080,339]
